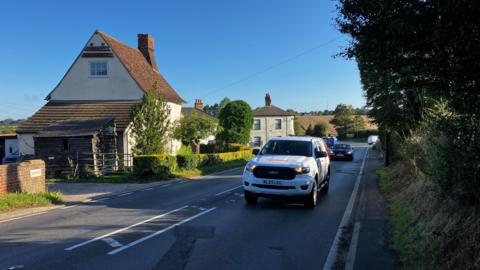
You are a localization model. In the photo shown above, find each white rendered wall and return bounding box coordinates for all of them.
[49,34,144,101]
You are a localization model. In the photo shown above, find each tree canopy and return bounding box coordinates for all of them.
[174,112,218,153]
[203,97,231,117]
[131,82,172,155]
[217,100,253,144]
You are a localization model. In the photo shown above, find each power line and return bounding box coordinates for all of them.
[190,36,342,102]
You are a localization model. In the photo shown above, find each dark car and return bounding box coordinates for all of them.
[331,144,354,161]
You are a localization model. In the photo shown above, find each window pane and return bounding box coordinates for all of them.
[90,62,96,76]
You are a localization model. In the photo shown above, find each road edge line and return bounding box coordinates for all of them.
[322,147,369,270]
[345,221,361,270]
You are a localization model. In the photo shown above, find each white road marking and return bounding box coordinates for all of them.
[102,237,123,248]
[345,222,361,270]
[161,184,172,187]
[92,197,110,202]
[108,207,216,255]
[65,205,189,251]
[177,180,188,184]
[215,185,243,196]
[0,211,48,224]
[322,148,369,270]
[118,192,133,197]
[142,187,154,191]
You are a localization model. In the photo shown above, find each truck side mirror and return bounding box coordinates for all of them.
[316,150,327,158]
[252,149,260,155]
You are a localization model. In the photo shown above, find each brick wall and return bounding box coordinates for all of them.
[0,159,45,194]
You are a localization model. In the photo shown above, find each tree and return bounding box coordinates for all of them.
[204,97,231,117]
[217,100,253,144]
[312,123,327,137]
[305,124,313,136]
[330,104,355,138]
[174,112,219,154]
[293,117,302,135]
[131,82,172,155]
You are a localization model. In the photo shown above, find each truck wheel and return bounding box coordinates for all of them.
[244,191,258,204]
[304,182,318,208]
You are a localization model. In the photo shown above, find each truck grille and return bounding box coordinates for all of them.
[252,184,295,190]
[253,166,296,180]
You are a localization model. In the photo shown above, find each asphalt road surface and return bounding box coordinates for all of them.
[0,144,369,270]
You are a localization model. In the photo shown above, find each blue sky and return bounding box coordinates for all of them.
[0,0,363,120]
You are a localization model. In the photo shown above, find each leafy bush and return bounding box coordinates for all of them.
[133,154,177,178]
[217,100,253,144]
[176,154,200,170]
[200,143,249,153]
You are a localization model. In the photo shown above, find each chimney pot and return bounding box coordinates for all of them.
[265,93,272,106]
[194,99,204,111]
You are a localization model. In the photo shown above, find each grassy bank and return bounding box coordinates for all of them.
[173,160,247,178]
[0,192,63,212]
[377,164,480,270]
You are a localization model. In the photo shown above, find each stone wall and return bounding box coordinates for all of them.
[0,160,45,194]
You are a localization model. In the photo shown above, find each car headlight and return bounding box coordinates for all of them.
[245,162,256,172]
[294,167,310,174]
[347,151,353,154]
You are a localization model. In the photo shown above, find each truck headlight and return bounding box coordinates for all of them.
[245,162,256,172]
[294,167,310,174]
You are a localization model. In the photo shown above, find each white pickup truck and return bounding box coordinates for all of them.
[242,136,331,208]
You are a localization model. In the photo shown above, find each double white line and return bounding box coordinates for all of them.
[65,205,216,255]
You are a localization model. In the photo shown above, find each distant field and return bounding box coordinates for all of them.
[0,125,17,134]
[295,115,377,136]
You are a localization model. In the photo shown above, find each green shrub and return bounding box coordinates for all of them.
[133,154,177,178]
[199,143,249,153]
[177,154,200,170]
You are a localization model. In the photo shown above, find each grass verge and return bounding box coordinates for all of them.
[173,160,247,179]
[377,165,435,270]
[0,192,63,212]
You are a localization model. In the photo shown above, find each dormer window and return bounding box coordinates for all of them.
[90,61,108,77]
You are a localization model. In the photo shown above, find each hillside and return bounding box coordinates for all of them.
[295,115,377,136]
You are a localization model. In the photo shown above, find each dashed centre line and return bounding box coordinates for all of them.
[215,185,243,196]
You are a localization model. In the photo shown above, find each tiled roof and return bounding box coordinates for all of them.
[253,105,294,117]
[36,118,114,138]
[181,108,216,121]
[16,101,139,134]
[97,31,185,105]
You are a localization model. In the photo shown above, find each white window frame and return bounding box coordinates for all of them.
[274,119,282,130]
[89,61,108,77]
[253,119,261,130]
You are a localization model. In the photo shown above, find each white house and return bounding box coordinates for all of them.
[180,99,217,145]
[16,30,185,159]
[250,94,295,147]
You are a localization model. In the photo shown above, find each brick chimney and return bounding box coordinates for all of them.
[194,99,204,111]
[137,34,158,71]
[265,93,272,106]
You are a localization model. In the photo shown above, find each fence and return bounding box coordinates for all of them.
[42,152,133,178]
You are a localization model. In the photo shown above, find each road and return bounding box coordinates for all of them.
[0,144,369,270]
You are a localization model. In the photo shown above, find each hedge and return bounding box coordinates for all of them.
[133,154,177,178]
[199,143,250,154]
[134,150,253,177]
[176,154,200,170]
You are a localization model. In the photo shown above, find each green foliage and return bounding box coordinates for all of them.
[203,97,231,117]
[176,154,200,170]
[217,100,253,144]
[133,154,177,179]
[305,124,313,136]
[131,81,172,155]
[293,117,301,135]
[312,123,327,137]
[389,202,435,270]
[174,111,218,153]
[376,166,391,194]
[0,192,63,212]
[199,143,248,154]
[330,104,355,138]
